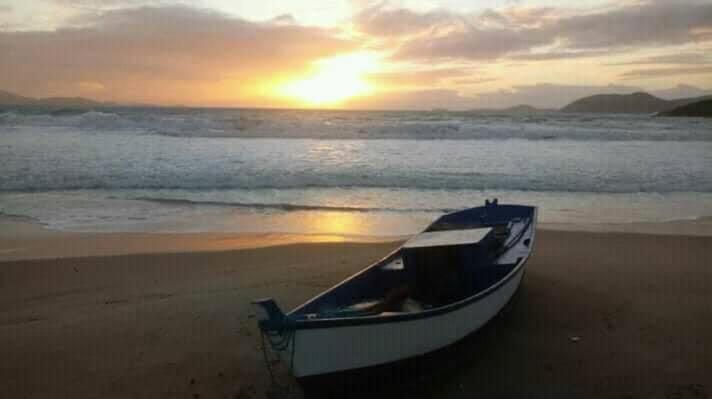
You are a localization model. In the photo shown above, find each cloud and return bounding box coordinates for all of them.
[481,6,561,29]
[509,50,611,61]
[620,66,712,80]
[395,25,550,60]
[652,84,712,99]
[0,5,12,13]
[354,4,560,38]
[449,77,498,86]
[3,1,711,108]
[270,14,297,25]
[354,5,452,37]
[361,1,712,62]
[556,1,712,50]
[48,0,175,8]
[355,5,556,60]
[0,6,354,103]
[77,81,105,91]
[606,53,712,66]
[366,67,481,88]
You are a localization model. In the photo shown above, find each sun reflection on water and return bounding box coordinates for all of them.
[307,211,363,235]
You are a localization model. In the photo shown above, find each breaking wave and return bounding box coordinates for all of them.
[131,196,453,213]
[2,106,711,141]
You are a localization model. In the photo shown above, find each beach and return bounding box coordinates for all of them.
[3,0,712,397]
[2,219,711,399]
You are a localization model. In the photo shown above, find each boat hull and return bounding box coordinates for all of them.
[284,260,527,378]
[255,203,538,378]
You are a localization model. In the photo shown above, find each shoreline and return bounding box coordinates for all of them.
[2,214,712,262]
[540,216,712,237]
[0,215,404,262]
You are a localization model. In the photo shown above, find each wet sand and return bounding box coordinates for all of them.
[1,226,711,398]
[0,215,397,262]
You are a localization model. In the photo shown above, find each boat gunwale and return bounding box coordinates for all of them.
[287,207,537,330]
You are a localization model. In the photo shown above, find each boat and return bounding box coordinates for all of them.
[253,199,537,378]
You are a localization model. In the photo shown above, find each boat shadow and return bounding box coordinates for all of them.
[300,280,529,399]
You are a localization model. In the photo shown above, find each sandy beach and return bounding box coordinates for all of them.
[1,220,711,398]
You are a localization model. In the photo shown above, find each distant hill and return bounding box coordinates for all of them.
[0,90,34,106]
[35,96,105,107]
[501,104,550,114]
[0,89,111,108]
[561,92,711,114]
[659,99,712,118]
[465,104,554,114]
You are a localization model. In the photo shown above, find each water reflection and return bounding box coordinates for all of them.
[217,209,428,237]
[305,141,366,167]
[306,211,362,235]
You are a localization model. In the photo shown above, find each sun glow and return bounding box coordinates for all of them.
[279,52,380,106]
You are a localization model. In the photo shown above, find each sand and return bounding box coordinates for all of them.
[0,216,395,262]
[1,224,711,398]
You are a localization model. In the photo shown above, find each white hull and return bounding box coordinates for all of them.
[259,204,537,378]
[287,265,525,377]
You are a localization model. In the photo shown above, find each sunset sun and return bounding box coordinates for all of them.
[279,52,380,106]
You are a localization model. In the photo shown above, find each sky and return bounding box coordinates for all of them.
[0,0,711,109]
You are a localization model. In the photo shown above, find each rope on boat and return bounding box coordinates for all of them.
[259,327,277,384]
[258,323,297,386]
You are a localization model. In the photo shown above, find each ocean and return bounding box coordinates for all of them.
[1,107,711,236]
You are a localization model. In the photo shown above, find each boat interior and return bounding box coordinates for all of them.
[291,203,535,320]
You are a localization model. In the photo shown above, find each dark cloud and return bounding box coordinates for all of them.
[367,67,479,87]
[652,84,712,99]
[620,66,712,80]
[355,4,558,38]
[49,0,175,7]
[555,1,712,49]
[364,1,712,62]
[356,5,556,60]
[482,6,560,28]
[0,6,354,103]
[270,14,297,25]
[510,50,611,61]
[354,5,453,37]
[606,53,712,66]
[396,26,550,60]
[449,77,498,86]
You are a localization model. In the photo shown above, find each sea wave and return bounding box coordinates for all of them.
[2,128,711,193]
[131,196,452,213]
[2,107,711,141]
[3,176,712,194]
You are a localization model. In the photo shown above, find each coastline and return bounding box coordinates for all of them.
[3,214,712,262]
[0,215,404,262]
[539,216,712,237]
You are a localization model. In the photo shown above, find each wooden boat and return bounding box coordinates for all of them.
[253,199,537,378]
